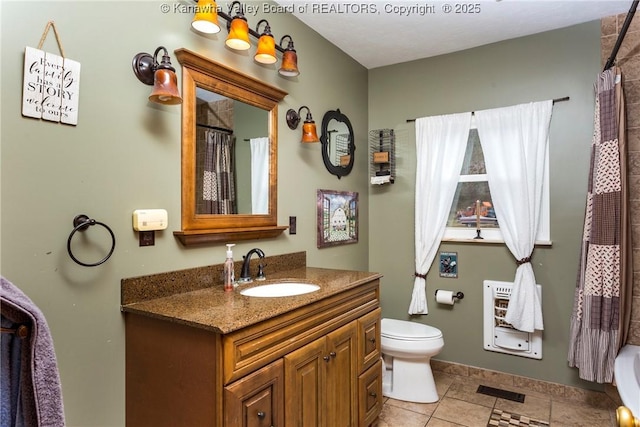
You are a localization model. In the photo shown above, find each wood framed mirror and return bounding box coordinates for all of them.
[172,49,288,245]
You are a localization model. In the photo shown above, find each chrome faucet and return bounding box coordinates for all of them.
[239,248,265,283]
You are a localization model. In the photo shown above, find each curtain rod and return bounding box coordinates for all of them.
[405,96,569,123]
[196,123,233,133]
[604,0,639,71]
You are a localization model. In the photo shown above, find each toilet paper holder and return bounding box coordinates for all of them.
[435,290,464,300]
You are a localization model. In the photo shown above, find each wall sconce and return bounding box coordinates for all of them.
[132,46,182,105]
[225,1,250,51]
[254,20,276,64]
[191,0,221,34]
[287,106,319,143]
[278,35,299,77]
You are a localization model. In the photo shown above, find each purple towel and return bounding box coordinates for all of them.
[1,277,65,426]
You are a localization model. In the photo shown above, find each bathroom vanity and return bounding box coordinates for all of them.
[121,255,382,427]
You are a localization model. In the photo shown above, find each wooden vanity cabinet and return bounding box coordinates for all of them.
[125,279,381,427]
[358,359,383,427]
[224,360,284,427]
[284,321,358,427]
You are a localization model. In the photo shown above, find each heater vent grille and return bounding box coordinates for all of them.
[483,280,543,359]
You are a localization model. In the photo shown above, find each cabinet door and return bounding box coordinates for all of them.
[358,359,383,427]
[225,359,284,427]
[325,322,358,427]
[284,337,326,427]
[357,308,381,373]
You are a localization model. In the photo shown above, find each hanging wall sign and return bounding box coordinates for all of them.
[22,21,81,125]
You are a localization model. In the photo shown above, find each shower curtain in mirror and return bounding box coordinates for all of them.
[411,112,472,314]
[203,130,236,214]
[568,67,632,383]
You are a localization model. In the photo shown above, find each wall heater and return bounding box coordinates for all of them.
[483,280,542,360]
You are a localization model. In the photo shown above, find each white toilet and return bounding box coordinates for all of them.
[380,318,444,403]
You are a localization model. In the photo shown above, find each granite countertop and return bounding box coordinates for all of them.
[121,266,382,334]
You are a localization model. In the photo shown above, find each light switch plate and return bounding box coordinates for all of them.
[289,216,296,234]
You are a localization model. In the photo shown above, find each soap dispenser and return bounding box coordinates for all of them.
[223,244,236,292]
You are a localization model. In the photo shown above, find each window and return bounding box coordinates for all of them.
[442,121,551,243]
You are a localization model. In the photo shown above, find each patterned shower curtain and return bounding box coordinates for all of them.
[203,130,236,214]
[568,67,632,383]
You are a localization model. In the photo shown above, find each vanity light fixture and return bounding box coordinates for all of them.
[287,106,319,143]
[225,1,250,51]
[188,0,300,77]
[254,20,277,64]
[278,35,299,77]
[191,0,221,34]
[131,46,182,105]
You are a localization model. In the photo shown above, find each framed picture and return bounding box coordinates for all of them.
[317,189,358,248]
[439,252,458,278]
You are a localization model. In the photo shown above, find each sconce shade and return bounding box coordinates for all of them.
[254,19,277,64]
[302,120,320,143]
[278,35,299,77]
[191,0,221,34]
[287,106,318,143]
[149,68,182,105]
[255,35,276,64]
[132,46,182,105]
[226,17,251,50]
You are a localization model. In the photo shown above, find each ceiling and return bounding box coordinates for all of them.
[275,0,633,69]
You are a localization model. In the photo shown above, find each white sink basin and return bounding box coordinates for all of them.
[240,282,320,297]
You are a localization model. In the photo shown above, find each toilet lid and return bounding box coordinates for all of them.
[381,318,443,340]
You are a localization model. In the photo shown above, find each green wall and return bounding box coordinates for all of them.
[1,1,609,424]
[0,2,369,425]
[368,22,601,391]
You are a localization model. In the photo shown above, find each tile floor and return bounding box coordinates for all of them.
[377,370,619,427]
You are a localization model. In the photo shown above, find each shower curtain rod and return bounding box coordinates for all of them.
[603,0,639,71]
[405,96,569,123]
[196,123,233,133]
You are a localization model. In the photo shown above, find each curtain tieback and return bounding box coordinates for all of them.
[516,254,533,266]
[414,272,427,279]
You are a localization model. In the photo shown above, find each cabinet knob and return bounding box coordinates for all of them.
[257,411,266,419]
[369,391,377,398]
[329,351,336,358]
[323,355,330,362]
[369,337,376,343]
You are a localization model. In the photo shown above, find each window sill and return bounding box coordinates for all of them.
[441,238,552,247]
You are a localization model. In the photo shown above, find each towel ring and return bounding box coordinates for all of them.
[67,214,116,267]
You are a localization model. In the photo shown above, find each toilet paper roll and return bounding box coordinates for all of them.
[435,290,455,305]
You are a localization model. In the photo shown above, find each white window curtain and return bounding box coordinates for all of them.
[250,137,269,214]
[474,100,552,332]
[410,112,472,314]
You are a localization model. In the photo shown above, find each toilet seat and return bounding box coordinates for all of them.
[381,318,443,341]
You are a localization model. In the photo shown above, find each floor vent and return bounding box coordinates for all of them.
[476,385,525,403]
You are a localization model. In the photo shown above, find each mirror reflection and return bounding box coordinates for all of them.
[326,119,351,167]
[195,87,269,215]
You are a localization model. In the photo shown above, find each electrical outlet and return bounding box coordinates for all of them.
[139,231,155,247]
[289,216,297,234]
